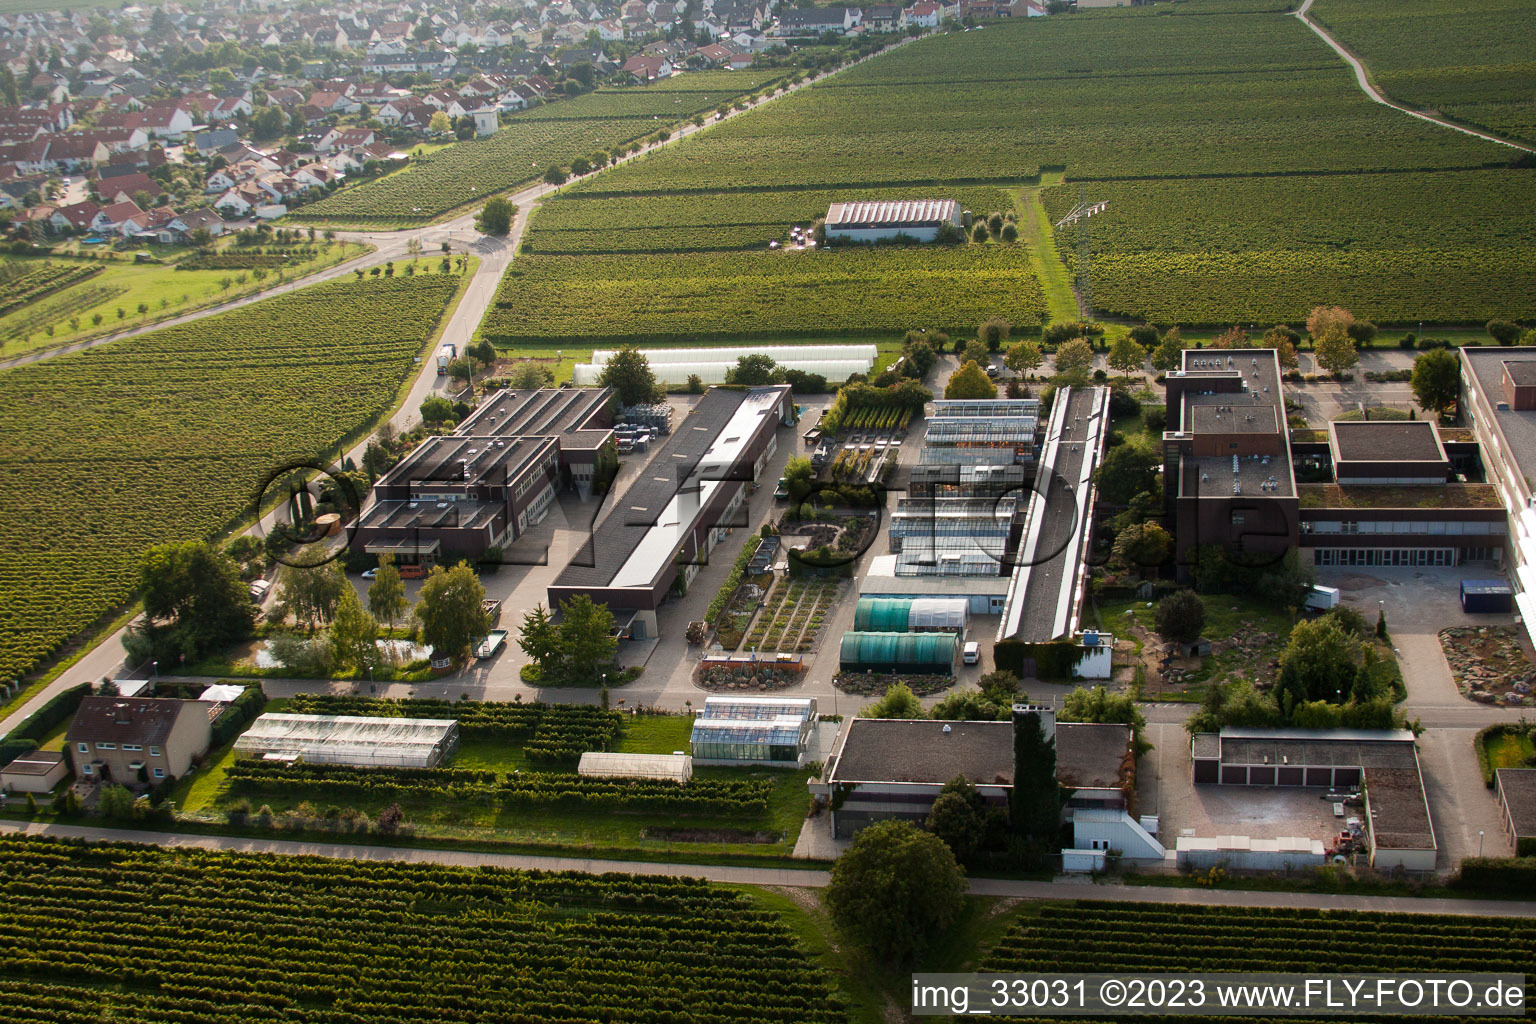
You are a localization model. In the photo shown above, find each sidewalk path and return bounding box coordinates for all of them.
[5,820,1535,918]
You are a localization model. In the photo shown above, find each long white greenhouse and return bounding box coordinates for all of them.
[573,344,878,386]
[232,714,460,769]
[577,751,692,783]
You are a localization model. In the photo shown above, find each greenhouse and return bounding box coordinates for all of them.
[931,399,1039,419]
[691,696,818,766]
[573,344,877,387]
[890,497,1016,551]
[853,597,970,633]
[896,541,1005,577]
[577,751,692,783]
[839,631,958,674]
[232,714,460,769]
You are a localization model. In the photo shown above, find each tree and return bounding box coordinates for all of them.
[929,688,1011,721]
[474,196,515,235]
[1313,322,1359,376]
[1094,444,1159,506]
[516,604,561,675]
[137,540,255,660]
[826,820,966,966]
[1061,685,1151,755]
[961,337,990,368]
[1186,678,1281,734]
[1263,325,1300,369]
[1129,324,1159,349]
[1107,335,1144,380]
[978,316,1010,352]
[543,164,568,185]
[970,221,989,242]
[1411,348,1460,420]
[278,551,347,629]
[416,562,489,664]
[1209,326,1248,349]
[367,555,408,628]
[926,775,990,863]
[725,353,785,386]
[1052,337,1095,386]
[557,593,618,684]
[1346,320,1377,348]
[1277,617,1361,708]
[1487,319,1522,346]
[570,155,592,176]
[783,454,815,502]
[597,345,662,405]
[1150,328,1184,372]
[428,110,452,134]
[902,337,938,378]
[329,588,381,673]
[250,105,286,140]
[1112,521,1172,569]
[858,682,925,719]
[1154,589,1205,645]
[1005,339,1043,376]
[446,356,475,390]
[420,395,456,423]
[1307,305,1355,341]
[944,360,997,400]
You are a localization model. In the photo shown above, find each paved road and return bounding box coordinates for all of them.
[4,820,1534,917]
[1295,0,1534,154]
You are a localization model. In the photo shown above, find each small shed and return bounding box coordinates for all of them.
[1461,579,1513,614]
[577,751,692,783]
[839,631,957,674]
[1,750,68,794]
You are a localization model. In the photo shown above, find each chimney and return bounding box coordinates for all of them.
[1011,703,1055,745]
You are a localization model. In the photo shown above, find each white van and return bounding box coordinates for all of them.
[962,641,980,665]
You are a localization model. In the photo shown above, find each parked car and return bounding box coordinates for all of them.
[963,641,980,665]
[361,568,379,579]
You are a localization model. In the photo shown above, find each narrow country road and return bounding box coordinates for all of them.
[1294,0,1534,154]
[3,820,1534,918]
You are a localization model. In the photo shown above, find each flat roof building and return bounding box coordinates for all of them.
[1495,768,1536,856]
[1,749,67,794]
[824,199,962,243]
[1191,727,1437,871]
[1328,420,1450,485]
[547,385,793,637]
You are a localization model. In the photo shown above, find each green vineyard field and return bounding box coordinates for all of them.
[1044,169,1536,322]
[292,72,786,225]
[0,836,846,1023]
[983,901,1536,1019]
[482,247,1048,345]
[0,274,463,686]
[1310,0,1536,147]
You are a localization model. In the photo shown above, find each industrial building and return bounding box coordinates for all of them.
[822,199,962,244]
[814,706,1158,859]
[547,385,794,638]
[233,714,461,769]
[996,386,1110,656]
[348,388,616,564]
[1459,347,1536,633]
[1165,349,1507,580]
[1190,727,1437,871]
[574,344,876,387]
[690,696,819,767]
[838,631,958,674]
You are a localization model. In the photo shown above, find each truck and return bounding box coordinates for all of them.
[1304,585,1341,611]
[474,629,508,660]
[436,343,457,375]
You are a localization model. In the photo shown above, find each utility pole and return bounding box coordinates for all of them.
[1076,183,1092,319]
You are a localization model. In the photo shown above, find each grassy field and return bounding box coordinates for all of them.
[1310,0,1536,146]
[0,270,468,691]
[184,710,815,860]
[1484,729,1536,772]
[0,243,363,359]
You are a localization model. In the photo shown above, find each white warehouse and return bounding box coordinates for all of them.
[824,199,962,243]
[573,344,877,387]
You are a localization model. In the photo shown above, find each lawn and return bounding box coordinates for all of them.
[1484,730,1536,773]
[0,244,365,359]
[186,711,815,861]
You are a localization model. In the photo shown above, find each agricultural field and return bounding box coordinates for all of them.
[983,901,1536,989]
[194,696,813,858]
[0,272,464,688]
[1044,169,1536,322]
[524,185,1013,254]
[502,5,1531,330]
[482,247,1047,345]
[291,71,786,225]
[0,244,359,359]
[0,836,846,1023]
[1310,0,1536,146]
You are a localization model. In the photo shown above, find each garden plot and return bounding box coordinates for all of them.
[1441,625,1536,706]
[741,578,846,655]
